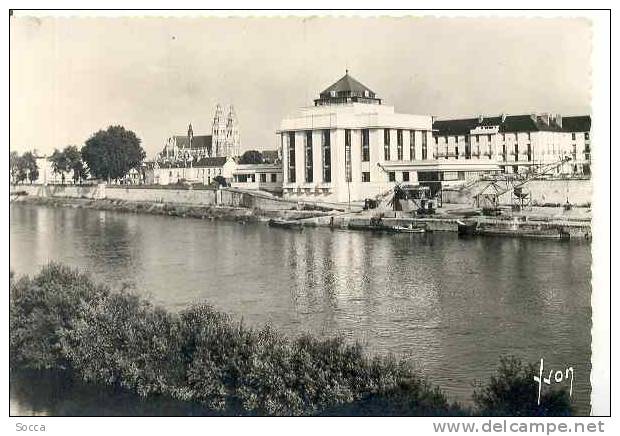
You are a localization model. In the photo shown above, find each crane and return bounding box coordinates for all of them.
[474,155,572,213]
[371,162,436,214]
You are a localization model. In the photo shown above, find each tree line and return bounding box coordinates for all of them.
[10,125,145,185]
[9,151,39,184]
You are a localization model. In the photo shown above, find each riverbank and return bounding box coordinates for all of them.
[12,194,330,222]
[10,264,573,416]
[13,193,592,240]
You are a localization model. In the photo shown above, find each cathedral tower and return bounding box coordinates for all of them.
[225,105,240,157]
[212,104,227,157]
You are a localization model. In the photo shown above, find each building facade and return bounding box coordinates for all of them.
[278,72,436,203]
[230,163,283,194]
[151,157,236,186]
[432,114,591,178]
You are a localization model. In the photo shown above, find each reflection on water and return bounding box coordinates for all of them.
[9,204,592,415]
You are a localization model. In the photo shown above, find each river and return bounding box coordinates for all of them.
[9,203,592,415]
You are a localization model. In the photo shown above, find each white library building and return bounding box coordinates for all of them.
[278,72,436,203]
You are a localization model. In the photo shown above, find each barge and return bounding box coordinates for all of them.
[457,220,571,240]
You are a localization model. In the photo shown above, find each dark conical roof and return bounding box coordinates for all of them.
[320,72,375,97]
[315,71,381,106]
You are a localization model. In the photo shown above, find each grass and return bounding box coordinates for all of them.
[9,264,573,416]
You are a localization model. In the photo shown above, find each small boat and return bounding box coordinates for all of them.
[457,220,479,236]
[392,224,426,234]
[347,222,391,232]
[268,218,303,230]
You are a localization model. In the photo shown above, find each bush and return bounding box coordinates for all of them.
[9,265,574,416]
[473,356,573,416]
[9,264,109,369]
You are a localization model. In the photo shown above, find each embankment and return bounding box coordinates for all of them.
[9,264,573,416]
[442,178,592,207]
[11,183,591,239]
[13,195,327,222]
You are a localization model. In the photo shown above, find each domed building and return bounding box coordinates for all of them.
[277,71,435,203]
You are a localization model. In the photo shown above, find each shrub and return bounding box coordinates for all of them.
[473,356,573,416]
[9,264,109,369]
[9,265,574,416]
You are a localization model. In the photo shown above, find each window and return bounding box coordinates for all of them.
[345,129,352,182]
[361,172,370,182]
[288,132,296,183]
[512,165,519,174]
[421,132,428,160]
[585,132,590,140]
[572,133,576,141]
[410,130,416,160]
[397,130,403,160]
[361,129,370,162]
[465,136,471,159]
[271,173,277,183]
[322,129,331,182]
[384,129,391,160]
[388,171,396,182]
[527,144,532,162]
[455,145,459,159]
[402,172,410,182]
[305,130,313,183]
[514,144,519,162]
[260,173,267,183]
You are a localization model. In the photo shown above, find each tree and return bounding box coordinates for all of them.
[10,151,20,184]
[81,125,145,183]
[9,151,38,184]
[64,145,88,184]
[49,149,69,184]
[239,150,264,165]
[212,175,228,187]
[22,152,39,184]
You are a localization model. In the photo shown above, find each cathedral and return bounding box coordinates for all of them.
[157,104,240,163]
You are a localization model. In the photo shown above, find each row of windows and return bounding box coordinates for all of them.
[286,129,432,183]
[360,171,412,183]
[384,129,428,161]
[235,173,278,183]
[438,132,591,144]
[572,132,590,140]
[436,133,532,144]
[287,130,331,183]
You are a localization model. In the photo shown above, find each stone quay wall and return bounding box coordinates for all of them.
[11,184,299,211]
[442,179,592,206]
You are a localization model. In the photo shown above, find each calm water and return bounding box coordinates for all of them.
[9,203,592,415]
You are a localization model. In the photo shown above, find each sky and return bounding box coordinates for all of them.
[10,15,591,158]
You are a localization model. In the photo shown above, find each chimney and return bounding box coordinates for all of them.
[539,113,550,125]
[501,113,507,123]
[554,114,562,128]
[478,114,484,123]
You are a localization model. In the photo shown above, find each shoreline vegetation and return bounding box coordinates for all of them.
[10,264,573,416]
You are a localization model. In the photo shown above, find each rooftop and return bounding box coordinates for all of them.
[314,71,382,106]
[433,114,591,136]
